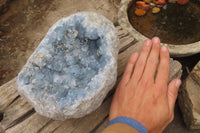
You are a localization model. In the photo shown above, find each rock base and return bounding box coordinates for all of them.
[169,58,182,82]
[179,61,200,129]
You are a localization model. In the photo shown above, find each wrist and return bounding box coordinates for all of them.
[107,116,148,133]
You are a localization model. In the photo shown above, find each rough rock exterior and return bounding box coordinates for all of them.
[17,12,120,120]
[179,61,200,129]
[169,58,182,82]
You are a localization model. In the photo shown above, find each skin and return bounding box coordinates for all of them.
[109,37,181,133]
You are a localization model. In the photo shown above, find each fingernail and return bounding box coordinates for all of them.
[152,37,160,44]
[175,79,181,88]
[144,39,151,46]
[161,46,168,52]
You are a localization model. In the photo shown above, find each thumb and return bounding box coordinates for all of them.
[167,79,181,111]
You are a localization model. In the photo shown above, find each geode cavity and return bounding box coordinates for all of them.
[17,12,119,120]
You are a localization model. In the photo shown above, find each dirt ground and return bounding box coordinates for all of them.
[0,0,200,132]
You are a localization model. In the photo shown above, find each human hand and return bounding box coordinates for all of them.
[109,37,181,133]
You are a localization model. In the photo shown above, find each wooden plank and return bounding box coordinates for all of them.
[119,35,137,53]
[37,120,63,133]
[93,117,109,133]
[0,97,33,130]
[117,26,130,39]
[6,113,51,133]
[2,75,122,133]
[5,96,112,133]
[0,26,140,133]
[117,26,136,54]
[0,78,19,112]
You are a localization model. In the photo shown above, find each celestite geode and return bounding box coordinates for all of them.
[17,12,119,120]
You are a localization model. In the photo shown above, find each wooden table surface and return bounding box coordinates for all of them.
[0,25,143,133]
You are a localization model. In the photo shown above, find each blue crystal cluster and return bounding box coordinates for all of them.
[17,12,119,120]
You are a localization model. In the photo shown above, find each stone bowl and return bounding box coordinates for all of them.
[17,12,119,120]
[118,0,200,57]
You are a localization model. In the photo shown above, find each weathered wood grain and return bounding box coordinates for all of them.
[6,113,51,133]
[4,96,112,133]
[0,78,19,112]
[38,120,63,133]
[93,117,109,133]
[119,35,137,53]
[1,97,33,130]
[117,26,129,39]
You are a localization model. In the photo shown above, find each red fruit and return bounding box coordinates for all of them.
[156,0,166,5]
[136,1,146,6]
[143,4,150,10]
[177,0,189,5]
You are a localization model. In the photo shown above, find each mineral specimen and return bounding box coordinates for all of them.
[17,12,120,120]
[135,9,146,16]
[152,7,160,14]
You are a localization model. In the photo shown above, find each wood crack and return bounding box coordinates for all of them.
[5,95,20,110]
[90,115,109,133]
[38,119,54,133]
[51,123,64,133]
[5,108,35,130]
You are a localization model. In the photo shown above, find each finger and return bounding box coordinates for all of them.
[167,79,181,112]
[120,52,139,86]
[130,39,152,83]
[142,37,160,82]
[155,46,170,89]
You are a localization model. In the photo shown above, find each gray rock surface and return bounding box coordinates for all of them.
[169,58,182,83]
[179,61,200,129]
[17,12,119,120]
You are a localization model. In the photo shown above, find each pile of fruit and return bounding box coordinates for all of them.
[134,0,189,16]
